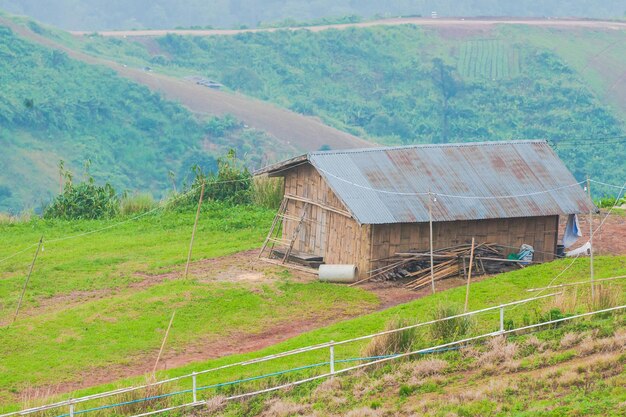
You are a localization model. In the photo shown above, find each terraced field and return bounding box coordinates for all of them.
[458,39,521,80]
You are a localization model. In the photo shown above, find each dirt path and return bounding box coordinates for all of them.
[0,18,371,154]
[71,17,626,38]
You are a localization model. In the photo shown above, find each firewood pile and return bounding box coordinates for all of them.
[368,243,519,290]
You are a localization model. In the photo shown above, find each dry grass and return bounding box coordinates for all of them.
[113,378,171,416]
[547,288,580,313]
[344,407,383,417]
[560,332,581,349]
[17,386,64,417]
[312,378,348,408]
[587,284,624,311]
[577,328,626,356]
[476,336,517,367]
[261,398,309,417]
[361,317,417,359]
[203,395,225,414]
[400,358,448,379]
[0,211,32,224]
[524,335,547,353]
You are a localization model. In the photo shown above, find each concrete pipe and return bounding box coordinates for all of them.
[318,264,358,283]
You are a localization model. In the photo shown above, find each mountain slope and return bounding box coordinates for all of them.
[71,23,626,191]
[0,23,289,212]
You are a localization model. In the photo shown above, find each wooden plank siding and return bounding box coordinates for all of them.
[277,163,558,279]
[369,216,558,274]
[281,164,369,274]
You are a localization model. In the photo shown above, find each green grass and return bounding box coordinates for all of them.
[0,203,272,313]
[4,255,623,414]
[0,203,380,407]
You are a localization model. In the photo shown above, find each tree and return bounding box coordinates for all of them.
[431,58,461,143]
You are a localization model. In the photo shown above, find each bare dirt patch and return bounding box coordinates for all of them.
[560,212,626,256]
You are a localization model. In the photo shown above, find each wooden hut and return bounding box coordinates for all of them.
[255,140,594,279]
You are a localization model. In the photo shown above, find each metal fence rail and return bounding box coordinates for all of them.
[4,293,621,417]
[128,304,626,417]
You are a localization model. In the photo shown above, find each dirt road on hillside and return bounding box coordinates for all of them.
[71,17,626,37]
[0,18,371,153]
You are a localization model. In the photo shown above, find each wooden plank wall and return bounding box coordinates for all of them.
[281,164,363,263]
[369,215,559,273]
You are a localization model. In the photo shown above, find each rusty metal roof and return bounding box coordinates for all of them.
[259,140,595,224]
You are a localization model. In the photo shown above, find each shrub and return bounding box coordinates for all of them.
[362,317,417,359]
[430,303,473,342]
[252,176,283,209]
[177,149,252,208]
[120,193,158,215]
[44,179,119,220]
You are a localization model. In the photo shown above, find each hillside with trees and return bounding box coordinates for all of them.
[0,0,625,30]
[0,24,276,212]
[77,24,626,193]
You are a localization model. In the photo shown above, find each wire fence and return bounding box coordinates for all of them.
[7,300,620,417]
[6,292,619,417]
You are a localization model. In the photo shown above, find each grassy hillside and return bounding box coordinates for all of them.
[0,204,379,407]
[71,24,626,193]
[214,320,626,416]
[0,23,279,213]
[3,252,624,414]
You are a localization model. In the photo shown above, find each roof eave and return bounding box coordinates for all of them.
[253,154,308,177]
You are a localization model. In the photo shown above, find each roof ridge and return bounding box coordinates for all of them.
[309,139,548,157]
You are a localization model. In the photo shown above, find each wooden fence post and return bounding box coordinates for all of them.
[153,311,176,375]
[587,177,595,301]
[184,182,205,279]
[428,192,435,294]
[12,236,43,325]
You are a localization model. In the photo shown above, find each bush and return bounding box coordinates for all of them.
[430,303,473,342]
[44,179,119,220]
[120,193,158,215]
[177,149,252,208]
[595,196,626,208]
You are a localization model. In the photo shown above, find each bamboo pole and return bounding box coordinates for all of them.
[428,192,435,294]
[12,236,43,325]
[464,237,475,313]
[153,311,176,375]
[184,181,205,279]
[587,177,595,301]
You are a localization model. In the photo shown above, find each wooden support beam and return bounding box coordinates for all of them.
[284,194,352,218]
[464,237,475,313]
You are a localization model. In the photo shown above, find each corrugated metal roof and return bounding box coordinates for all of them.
[296,140,594,224]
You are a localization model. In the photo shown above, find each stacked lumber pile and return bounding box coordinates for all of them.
[367,243,518,290]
